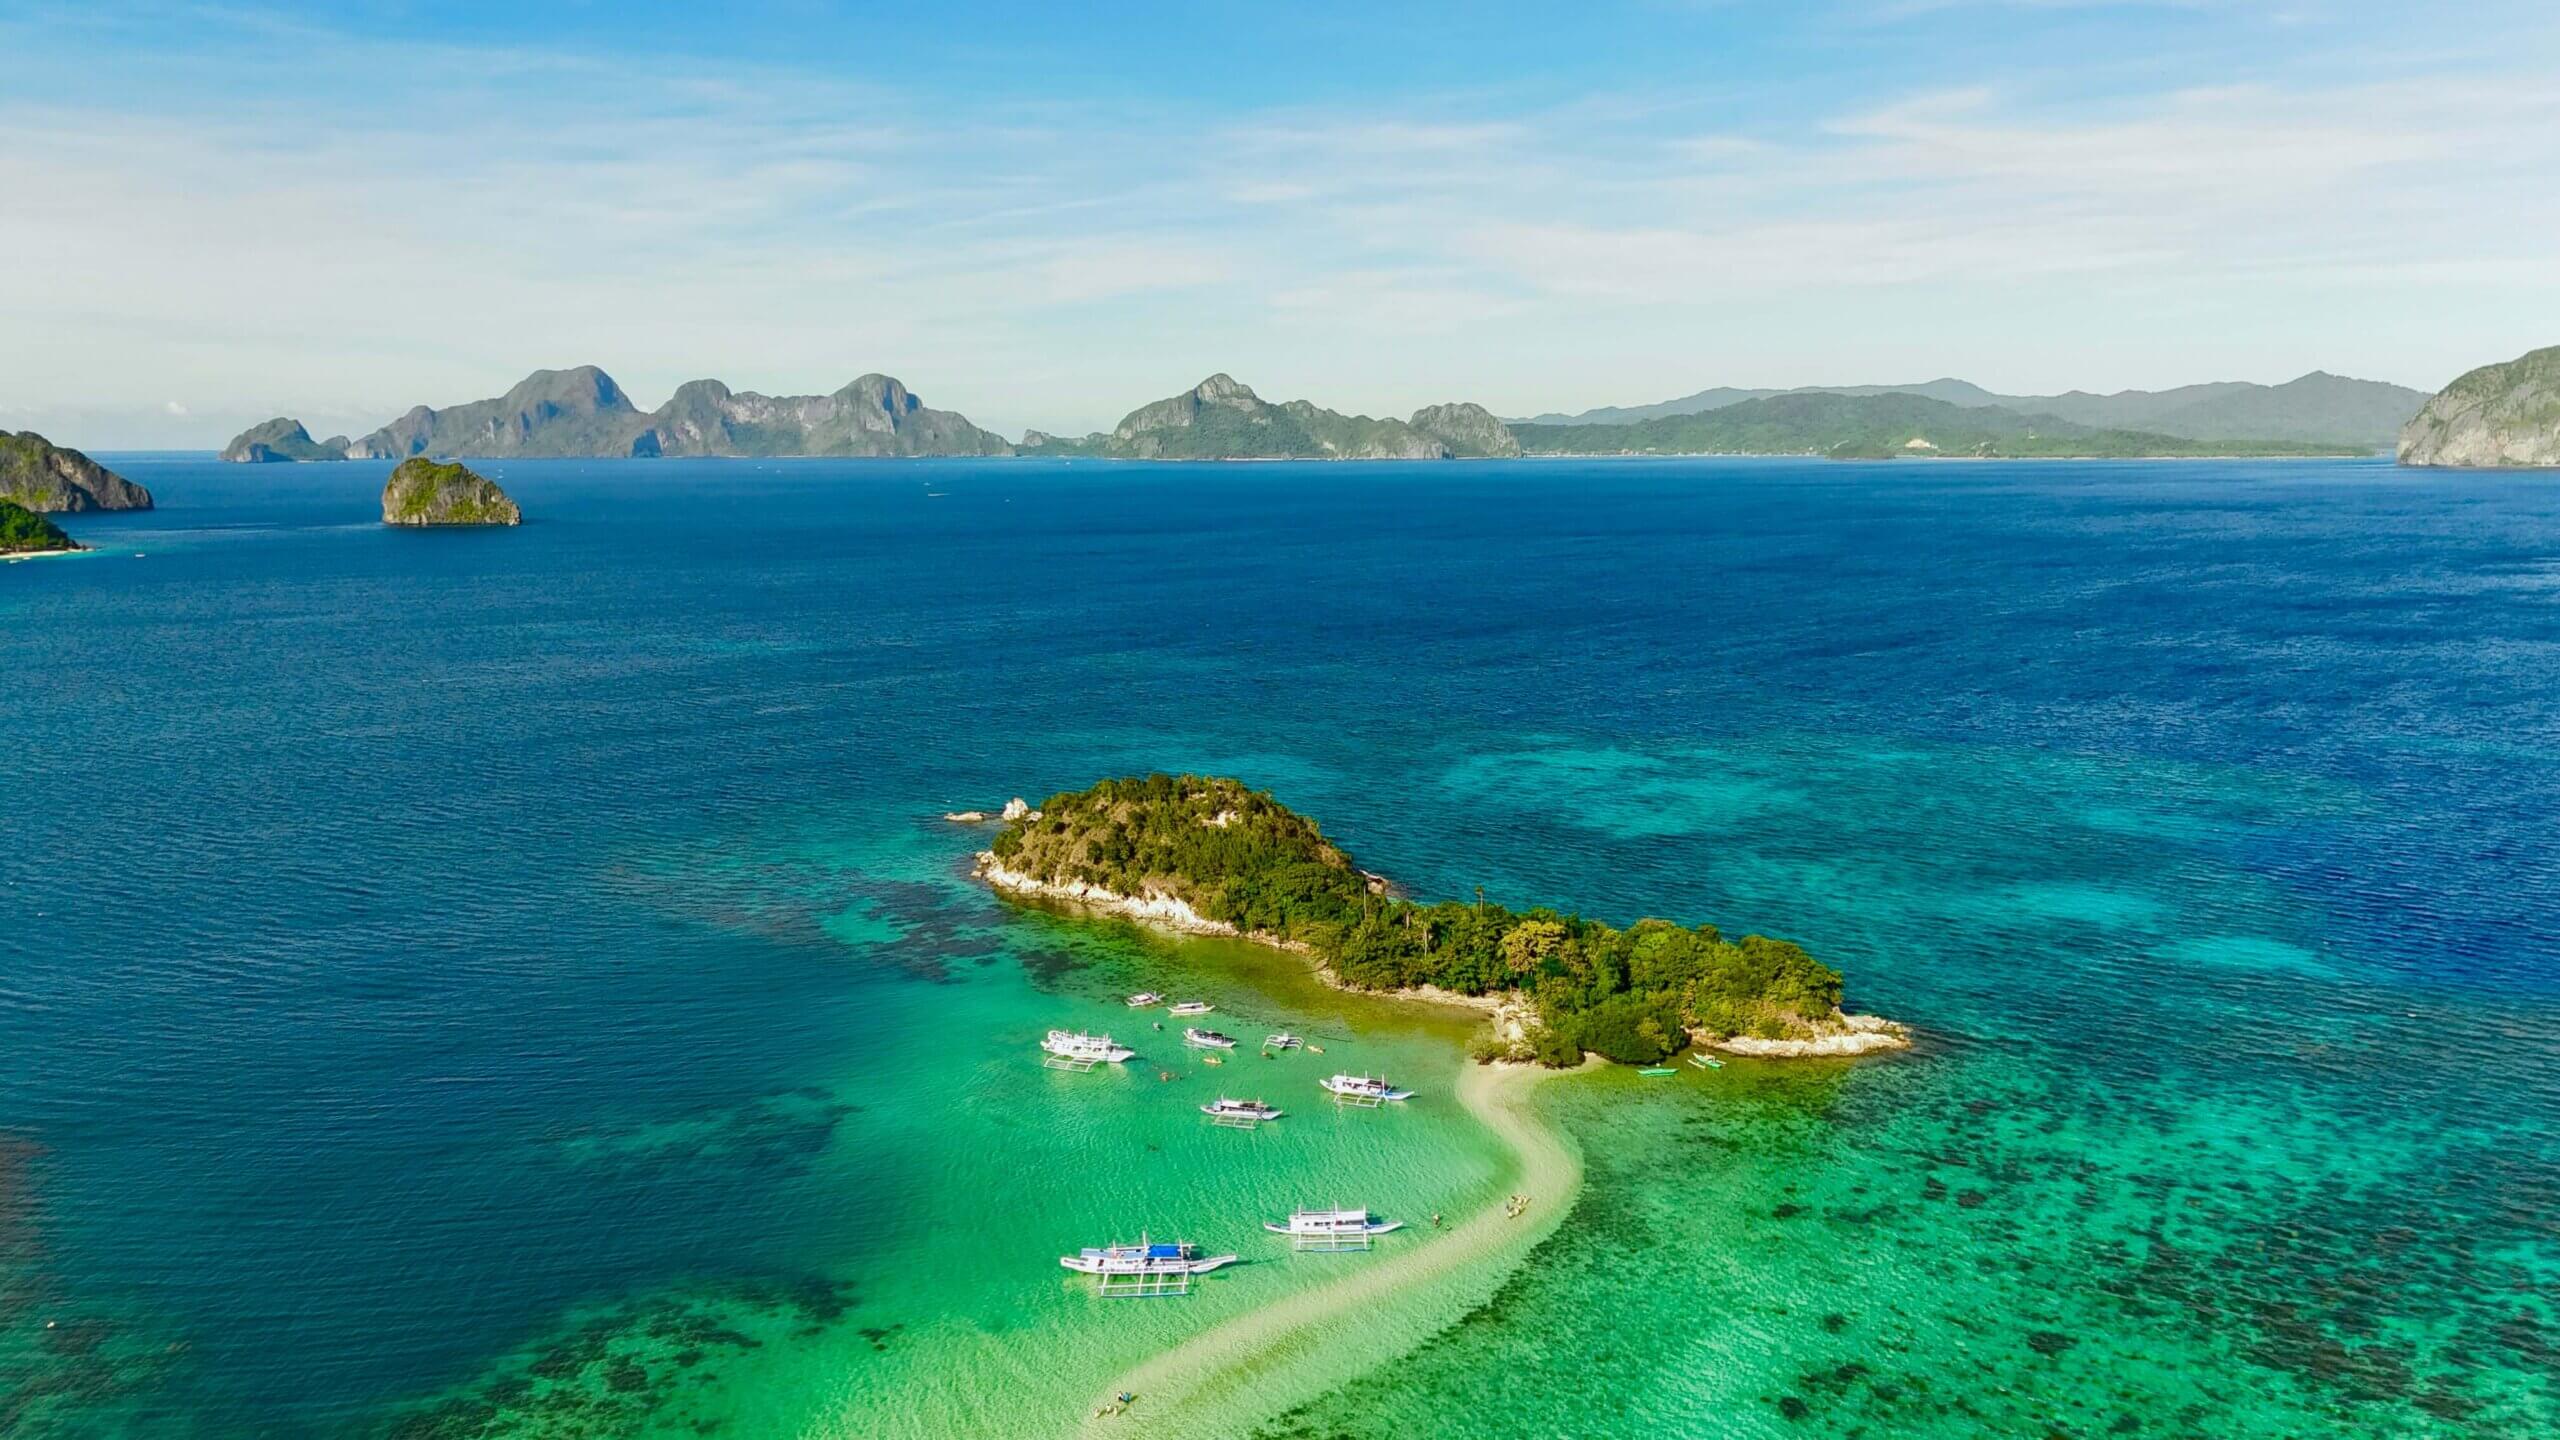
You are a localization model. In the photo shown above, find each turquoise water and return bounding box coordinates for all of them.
[3,457,2554,1436]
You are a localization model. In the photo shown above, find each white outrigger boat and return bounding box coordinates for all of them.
[1168,1000,1215,1017]
[1042,1030,1135,1070]
[1264,1207,1403,1250]
[1321,1073,1414,1106]
[1060,1235,1239,1295]
[1262,1032,1303,1051]
[1126,991,1165,1008]
[1200,1097,1283,1126]
[1183,1027,1239,1051]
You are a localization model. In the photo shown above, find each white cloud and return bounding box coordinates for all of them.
[3,7,2557,441]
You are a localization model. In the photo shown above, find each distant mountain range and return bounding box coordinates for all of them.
[222,362,2430,468]
[1512,394,2360,461]
[227,367,1012,464]
[1515,372,2427,450]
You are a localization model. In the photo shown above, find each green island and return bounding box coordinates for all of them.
[380,457,523,527]
[979,774,1906,1065]
[0,498,82,554]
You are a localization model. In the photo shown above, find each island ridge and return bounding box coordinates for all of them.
[976,774,1908,1066]
[0,431,153,512]
[2398,344,2560,467]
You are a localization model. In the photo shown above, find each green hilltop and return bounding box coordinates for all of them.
[0,499,81,554]
[1021,375,1517,460]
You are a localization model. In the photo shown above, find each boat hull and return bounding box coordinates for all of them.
[1263,1220,1401,1235]
[1320,1079,1414,1102]
[1061,1254,1240,1275]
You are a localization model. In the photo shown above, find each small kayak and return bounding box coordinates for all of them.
[1638,1067,1677,1077]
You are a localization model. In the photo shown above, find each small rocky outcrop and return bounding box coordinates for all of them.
[1409,402,1523,458]
[381,457,522,526]
[0,431,154,512]
[221,417,348,463]
[2399,345,2560,467]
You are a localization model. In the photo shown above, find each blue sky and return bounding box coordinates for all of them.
[5,0,2558,446]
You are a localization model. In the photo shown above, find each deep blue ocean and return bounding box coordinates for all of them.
[4,456,2554,1437]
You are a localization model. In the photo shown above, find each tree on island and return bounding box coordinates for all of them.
[0,499,80,554]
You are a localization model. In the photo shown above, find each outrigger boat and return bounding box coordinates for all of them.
[1126,991,1165,1008]
[1321,1074,1414,1105]
[1042,1030,1136,1069]
[1264,1207,1402,1240]
[1200,1097,1283,1125]
[1168,1001,1215,1017]
[1262,1033,1303,1051]
[1060,1235,1239,1295]
[1687,1053,1724,1070]
[1183,1027,1239,1050]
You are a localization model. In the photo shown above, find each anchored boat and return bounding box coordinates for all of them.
[1183,1027,1240,1050]
[1263,1032,1303,1050]
[1126,991,1165,1008]
[1321,1073,1414,1105]
[1264,1207,1402,1251]
[1200,1097,1283,1126]
[1060,1235,1240,1296]
[1042,1030,1135,1070]
[1168,1001,1215,1017]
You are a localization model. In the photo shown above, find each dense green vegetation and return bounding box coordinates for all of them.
[1513,392,2363,459]
[989,774,1853,1066]
[1133,401,1330,459]
[0,499,78,553]
[381,458,522,526]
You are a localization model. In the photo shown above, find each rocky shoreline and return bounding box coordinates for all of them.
[971,847,1903,1060]
[1714,1009,1911,1057]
